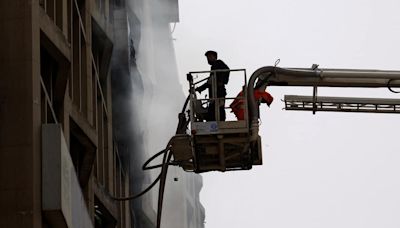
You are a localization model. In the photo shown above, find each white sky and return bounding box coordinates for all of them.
[173,1,400,227]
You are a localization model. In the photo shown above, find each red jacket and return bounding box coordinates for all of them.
[230,90,273,120]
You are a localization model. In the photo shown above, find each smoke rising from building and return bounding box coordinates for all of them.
[111,0,204,227]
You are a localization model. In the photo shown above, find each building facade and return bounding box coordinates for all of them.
[0,0,204,227]
[1,0,130,227]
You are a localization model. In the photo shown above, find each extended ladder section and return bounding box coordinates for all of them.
[284,95,400,114]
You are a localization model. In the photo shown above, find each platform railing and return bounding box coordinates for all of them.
[188,68,248,122]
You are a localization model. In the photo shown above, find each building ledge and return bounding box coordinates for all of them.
[39,7,71,62]
[91,9,114,44]
[42,124,93,228]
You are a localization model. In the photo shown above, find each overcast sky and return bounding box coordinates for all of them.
[173,1,400,227]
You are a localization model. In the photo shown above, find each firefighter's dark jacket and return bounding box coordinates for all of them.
[196,60,230,98]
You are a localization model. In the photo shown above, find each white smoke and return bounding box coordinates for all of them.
[111,0,204,227]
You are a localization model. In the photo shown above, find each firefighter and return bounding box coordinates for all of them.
[195,50,230,121]
[230,89,274,120]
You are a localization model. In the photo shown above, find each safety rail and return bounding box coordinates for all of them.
[188,69,248,120]
[188,69,249,135]
[194,97,247,117]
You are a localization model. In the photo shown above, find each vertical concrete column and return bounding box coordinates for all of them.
[82,1,96,220]
[83,0,93,125]
[0,0,42,227]
[105,0,110,21]
[106,75,114,195]
[62,0,69,38]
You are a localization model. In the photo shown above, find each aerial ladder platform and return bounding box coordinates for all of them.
[169,65,400,173]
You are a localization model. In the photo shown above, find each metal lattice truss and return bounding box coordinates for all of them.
[284,95,400,114]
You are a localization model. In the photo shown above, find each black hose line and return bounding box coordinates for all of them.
[176,95,191,134]
[142,148,169,170]
[156,151,173,228]
[181,95,190,114]
[154,96,190,227]
[110,94,191,228]
[110,173,161,201]
[110,148,169,201]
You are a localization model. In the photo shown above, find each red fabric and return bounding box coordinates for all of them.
[229,90,274,120]
[254,90,274,105]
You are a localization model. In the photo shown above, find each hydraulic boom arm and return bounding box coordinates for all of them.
[248,66,400,118]
[246,66,400,143]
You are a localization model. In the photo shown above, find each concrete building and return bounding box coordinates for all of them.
[0,0,130,227]
[0,0,204,227]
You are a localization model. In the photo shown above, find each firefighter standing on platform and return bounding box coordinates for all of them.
[196,50,230,121]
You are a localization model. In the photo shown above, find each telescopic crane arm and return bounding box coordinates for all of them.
[252,66,400,87]
[245,65,400,145]
[248,66,400,117]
